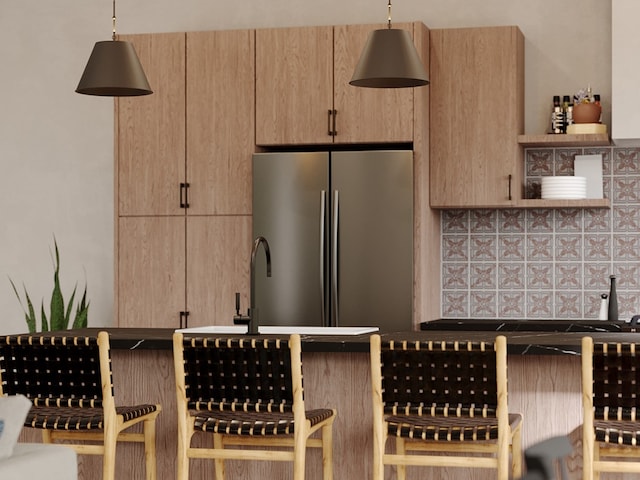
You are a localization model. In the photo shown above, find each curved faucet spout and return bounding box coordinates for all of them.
[248,236,271,334]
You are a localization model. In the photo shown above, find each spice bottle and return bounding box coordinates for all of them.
[551,96,564,134]
[608,275,618,322]
[563,95,573,132]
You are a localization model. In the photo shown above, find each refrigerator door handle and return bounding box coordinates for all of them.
[320,190,327,326]
[332,190,339,326]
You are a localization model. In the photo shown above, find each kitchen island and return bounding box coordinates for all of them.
[20,327,640,479]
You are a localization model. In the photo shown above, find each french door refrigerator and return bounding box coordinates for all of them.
[252,150,413,332]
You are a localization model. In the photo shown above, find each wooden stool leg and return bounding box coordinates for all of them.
[144,417,158,480]
[511,424,523,480]
[103,428,118,480]
[41,430,53,444]
[293,430,307,480]
[213,433,226,480]
[322,423,334,480]
[395,437,406,480]
[176,426,190,480]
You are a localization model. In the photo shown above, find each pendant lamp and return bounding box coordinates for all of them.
[76,0,152,96]
[350,0,428,88]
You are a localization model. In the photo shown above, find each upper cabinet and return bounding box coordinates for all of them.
[612,0,640,144]
[255,23,422,146]
[117,30,253,217]
[429,26,524,209]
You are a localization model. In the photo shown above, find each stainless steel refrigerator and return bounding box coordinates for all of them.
[252,150,413,332]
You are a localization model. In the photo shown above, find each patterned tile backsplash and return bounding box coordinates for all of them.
[441,146,640,320]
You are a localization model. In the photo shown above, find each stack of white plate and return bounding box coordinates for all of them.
[541,176,587,200]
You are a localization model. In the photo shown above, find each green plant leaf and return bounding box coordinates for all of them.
[41,302,49,332]
[72,287,89,329]
[9,278,36,333]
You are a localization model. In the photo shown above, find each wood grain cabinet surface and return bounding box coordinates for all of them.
[115,31,253,329]
[429,26,525,208]
[255,23,421,146]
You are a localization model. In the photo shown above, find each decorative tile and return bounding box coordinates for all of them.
[442,291,468,317]
[554,235,582,260]
[612,147,640,175]
[555,263,582,290]
[583,235,611,261]
[526,209,553,233]
[470,235,496,261]
[555,292,582,318]
[498,263,524,289]
[498,235,524,261]
[618,293,640,321]
[583,208,611,232]
[442,264,468,289]
[612,262,640,290]
[498,209,525,233]
[470,292,497,318]
[584,263,612,290]
[612,176,640,203]
[612,206,640,232]
[526,264,553,289]
[526,149,553,176]
[442,210,469,233]
[582,292,603,319]
[526,292,552,318]
[498,291,525,318]
[527,235,553,261]
[470,210,497,233]
[554,209,582,232]
[554,149,581,175]
[442,235,468,261]
[612,234,640,261]
[470,263,496,289]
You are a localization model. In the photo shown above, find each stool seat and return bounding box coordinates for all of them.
[27,404,159,430]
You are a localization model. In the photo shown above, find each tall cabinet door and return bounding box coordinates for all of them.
[429,26,524,208]
[117,217,186,328]
[187,30,254,215]
[333,23,415,144]
[186,217,252,327]
[255,27,333,146]
[116,33,186,216]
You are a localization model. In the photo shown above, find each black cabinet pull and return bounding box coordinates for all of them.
[327,109,337,136]
[508,174,512,201]
[180,182,190,208]
[179,311,190,329]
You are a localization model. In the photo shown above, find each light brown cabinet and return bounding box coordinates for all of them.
[255,23,421,146]
[115,30,253,328]
[429,26,525,208]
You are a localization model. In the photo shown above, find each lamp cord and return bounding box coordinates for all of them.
[112,0,117,41]
[387,0,392,29]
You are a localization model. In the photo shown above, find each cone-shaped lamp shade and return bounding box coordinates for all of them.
[76,40,152,96]
[350,29,428,88]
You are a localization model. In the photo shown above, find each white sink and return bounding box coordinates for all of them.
[175,325,379,336]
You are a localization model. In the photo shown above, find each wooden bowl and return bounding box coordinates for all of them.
[573,102,601,123]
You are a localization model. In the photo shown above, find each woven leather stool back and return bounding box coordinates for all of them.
[0,335,105,407]
[582,337,640,479]
[380,339,498,418]
[181,336,294,413]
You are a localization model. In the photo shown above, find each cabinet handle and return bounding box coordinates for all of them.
[327,109,337,136]
[179,311,190,329]
[508,174,512,201]
[332,109,337,137]
[180,182,190,209]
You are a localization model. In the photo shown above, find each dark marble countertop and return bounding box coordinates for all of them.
[34,327,640,356]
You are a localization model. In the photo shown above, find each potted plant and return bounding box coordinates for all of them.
[573,86,601,123]
[9,238,89,332]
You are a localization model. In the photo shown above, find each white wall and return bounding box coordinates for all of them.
[0,0,611,334]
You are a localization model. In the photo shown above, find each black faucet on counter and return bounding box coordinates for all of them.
[233,236,272,334]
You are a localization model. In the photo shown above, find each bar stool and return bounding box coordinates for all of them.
[581,336,640,479]
[0,331,161,480]
[172,332,336,480]
[369,334,522,480]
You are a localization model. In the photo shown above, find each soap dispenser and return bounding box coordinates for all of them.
[598,293,608,321]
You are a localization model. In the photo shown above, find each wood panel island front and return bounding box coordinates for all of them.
[18,327,640,479]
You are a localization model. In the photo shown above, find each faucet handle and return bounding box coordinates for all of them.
[233,292,250,326]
